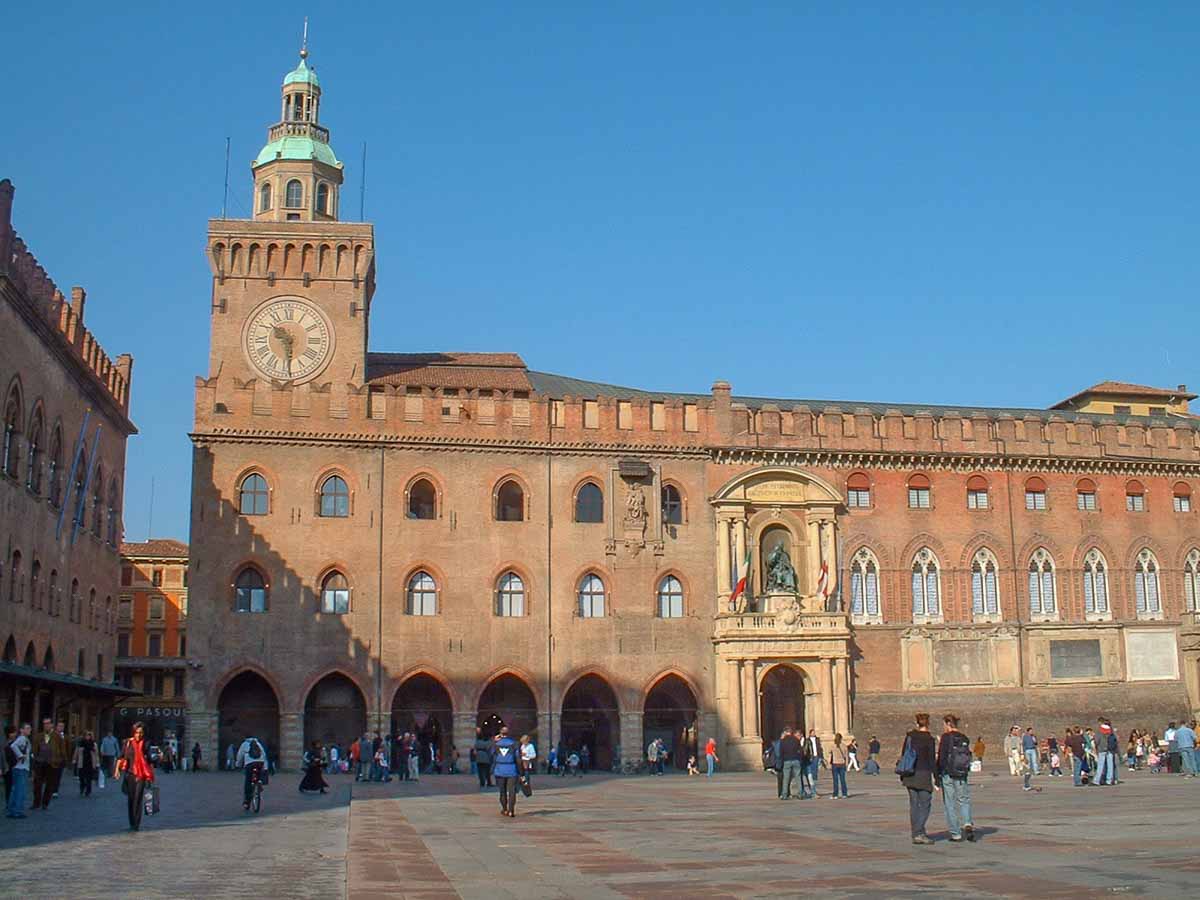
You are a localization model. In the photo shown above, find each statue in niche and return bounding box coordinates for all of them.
[765,543,798,594]
[625,485,645,522]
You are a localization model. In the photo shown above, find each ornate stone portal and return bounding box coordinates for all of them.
[711,467,852,769]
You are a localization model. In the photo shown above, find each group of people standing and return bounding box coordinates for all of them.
[3,719,127,817]
[767,728,861,799]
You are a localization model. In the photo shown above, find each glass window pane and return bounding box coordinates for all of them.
[866,571,879,616]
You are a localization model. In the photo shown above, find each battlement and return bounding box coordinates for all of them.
[192,373,1200,468]
[207,218,374,285]
[0,180,133,416]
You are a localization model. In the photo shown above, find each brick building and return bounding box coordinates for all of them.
[115,539,189,744]
[186,50,1200,770]
[0,179,137,737]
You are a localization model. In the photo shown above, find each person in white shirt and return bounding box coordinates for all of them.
[520,735,537,784]
[6,723,32,818]
[235,737,268,809]
[99,732,119,789]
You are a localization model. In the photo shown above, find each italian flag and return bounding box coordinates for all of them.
[816,560,829,599]
[729,547,752,607]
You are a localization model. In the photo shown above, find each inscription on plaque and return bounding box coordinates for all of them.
[1049,639,1103,679]
[1126,630,1179,681]
[745,480,806,503]
[932,640,991,686]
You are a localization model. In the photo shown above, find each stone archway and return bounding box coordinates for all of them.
[644,674,699,770]
[759,664,807,752]
[303,673,367,752]
[218,671,280,766]
[392,674,453,771]
[477,673,537,741]
[560,674,619,771]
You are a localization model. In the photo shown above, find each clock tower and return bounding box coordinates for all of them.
[205,43,374,388]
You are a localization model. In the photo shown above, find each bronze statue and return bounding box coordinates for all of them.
[765,544,798,594]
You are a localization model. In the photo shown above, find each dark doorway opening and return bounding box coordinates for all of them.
[477,673,537,742]
[560,674,619,770]
[759,665,806,751]
[392,673,453,772]
[644,674,698,769]
[304,673,366,753]
[218,671,280,767]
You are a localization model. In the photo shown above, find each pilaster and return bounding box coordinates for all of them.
[281,711,303,771]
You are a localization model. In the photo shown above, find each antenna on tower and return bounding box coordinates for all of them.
[221,137,230,219]
[360,142,367,221]
[301,16,309,57]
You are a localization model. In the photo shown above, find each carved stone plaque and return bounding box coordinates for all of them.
[1126,629,1179,681]
[745,480,806,503]
[932,640,991,686]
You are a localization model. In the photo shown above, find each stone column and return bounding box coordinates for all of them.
[188,710,218,771]
[734,517,747,588]
[734,659,746,737]
[619,711,643,767]
[818,658,834,739]
[741,659,759,741]
[833,657,850,736]
[806,517,821,597]
[717,517,731,596]
[281,711,303,771]
[823,519,839,607]
[537,711,554,752]
[453,711,476,764]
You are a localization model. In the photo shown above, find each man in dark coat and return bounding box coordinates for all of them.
[900,713,938,844]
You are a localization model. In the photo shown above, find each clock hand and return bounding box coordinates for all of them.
[272,326,295,372]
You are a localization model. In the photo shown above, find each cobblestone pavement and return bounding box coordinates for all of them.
[3,767,1200,898]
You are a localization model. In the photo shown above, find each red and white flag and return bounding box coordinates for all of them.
[729,547,752,607]
[816,559,830,599]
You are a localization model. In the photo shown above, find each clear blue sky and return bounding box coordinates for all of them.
[2,3,1195,542]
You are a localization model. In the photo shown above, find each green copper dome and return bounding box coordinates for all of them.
[284,58,320,87]
[253,135,340,169]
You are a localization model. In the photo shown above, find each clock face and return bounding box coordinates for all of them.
[241,296,334,383]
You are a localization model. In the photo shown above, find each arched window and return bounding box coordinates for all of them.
[910,548,940,619]
[495,480,524,521]
[1024,476,1047,511]
[47,426,62,507]
[495,571,525,617]
[1082,549,1109,617]
[316,182,330,215]
[1133,549,1161,617]
[966,475,989,510]
[8,551,22,604]
[259,182,272,212]
[574,483,603,523]
[43,645,53,671]
[104,596,112,634]
[319,475,350,517]
[970,548,1000,618]
[239,473,269,515]
[77,649,85,676]
[907,474,931,509]
[662,483,683,524]
[69,578,79,622]
[2,637,14,663]
[1028,548,1056,618]
[106,479,120,544]
[23,643,35,667]
[657,575,684,618]
[1126,480,1146,512]
[320,571,350,614]
[407,479,437,520]
[846,473,871,509]
[88,588,96,630]
[48,570,57,616]
[406,571,437,616]
[578,573,606,618]
[26,408,43,493]
[1185,549,1200,612]
[1077,477,1097,511]
[30,560,40,609]
[235,567,268,613]
[850,547,881,621]
[2,386,22,478]
[285,179,303,208]
[1174,482,1193,514]
[91,465,104,535]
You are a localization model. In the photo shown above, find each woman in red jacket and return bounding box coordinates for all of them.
[114,721,155,831]
[705,737,719,777]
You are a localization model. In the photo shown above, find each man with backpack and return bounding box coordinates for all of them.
[235,735,269,810]
[936,714,976,842]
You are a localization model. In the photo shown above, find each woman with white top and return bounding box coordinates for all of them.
[519,735,537,785]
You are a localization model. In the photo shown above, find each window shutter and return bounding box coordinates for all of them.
[1042,571,1054,613]
[866,571,879,616]
[1029,569,1040,614]
[911,571,923,616]
[850,571,863,615]
[971,569,984,614]
[1147,571,1159,612]
[1084,572,1095,613]
[1096,569,1107,611]
[1187,572,1197,612]
[926,571,939,615]
[985,570,998,614]
[1135,571,1147,612]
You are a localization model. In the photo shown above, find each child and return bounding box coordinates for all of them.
[1049,750,1063,777]
[548,745,559,776]
[1148,749,1163,773]
[566,751,581,777]
[687,755,700,776]
[374,746,390,782]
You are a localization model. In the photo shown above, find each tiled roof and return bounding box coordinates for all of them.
[367,352,532,391]
[1052,381,1197,407]
[120,539,188,558]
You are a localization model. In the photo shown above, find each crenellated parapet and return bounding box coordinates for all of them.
[0,180,133,416]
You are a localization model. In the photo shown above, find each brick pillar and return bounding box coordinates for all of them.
[833,657,850,737]
[452,712,476,766]
[188,709,218,771]
[281,711,303,771]
[619,711,643,767]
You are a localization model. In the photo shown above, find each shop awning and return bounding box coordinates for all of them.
[0,661,139,696]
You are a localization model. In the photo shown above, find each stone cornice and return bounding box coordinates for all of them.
[712,447,1200,478]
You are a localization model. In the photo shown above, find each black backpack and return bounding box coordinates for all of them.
[946,732,973,779]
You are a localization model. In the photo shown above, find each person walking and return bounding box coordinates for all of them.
[779,728,802,799]
[519,735,536,787]
[828,733,850,799]
[1021,727,1040,777]
[5,723,31,818]
[1174,720,1197,777]
[408,734,421,782]
[299,741,329,794]
[492,727,522,817]
[474,728,493,789]
[936,715,975,842]
[705,736,719,777]
[115,721,155,831]
[99,731,119,789]
[191,742,202,772]
[847,737,861,772]
[972,736,986,766]
[74,731,99,798]
[1066,726,1087,786]
[30,718,66,810]
[899,713,938,845]
[1003,726,1021,776]
[225,742,236,771]
[803,730,824,798]
[867,736,881,761]
[1096,719,1119,786]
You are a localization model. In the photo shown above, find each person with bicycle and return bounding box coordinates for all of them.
[236,735,268,810]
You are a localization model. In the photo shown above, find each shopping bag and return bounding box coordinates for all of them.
[519,775,533,798]
[970,760,982,773]
[144,783,160,816]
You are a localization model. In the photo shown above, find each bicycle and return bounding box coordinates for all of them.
[248,764,265,813]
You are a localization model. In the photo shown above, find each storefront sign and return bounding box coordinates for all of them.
[118,706,186,720]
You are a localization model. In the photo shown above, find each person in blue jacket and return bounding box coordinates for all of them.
[491,726,523,817]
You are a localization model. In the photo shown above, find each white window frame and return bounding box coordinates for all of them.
[1028,548,1057,621]
[578,574,606,618]
[967,489,989,510]
[849,547,882,623]
[496,572,525,617]
[910,548,942,623]
[406,571,438,616]
[1025,490,1047,511]
[1185,549,1200,613]
[970,548,1001,622]
[657,575,684,619]
[908,487,931,509]
[1133,548,1162,620]
[1082,548,1111,621]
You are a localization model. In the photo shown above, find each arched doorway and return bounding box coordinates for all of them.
[560,674,619,770]
[218,671,280,766]
[392,674,453,772]
[477,673,537,741]
[644,674,698,770]
[304,673,367,751]
[759,665,806,751]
